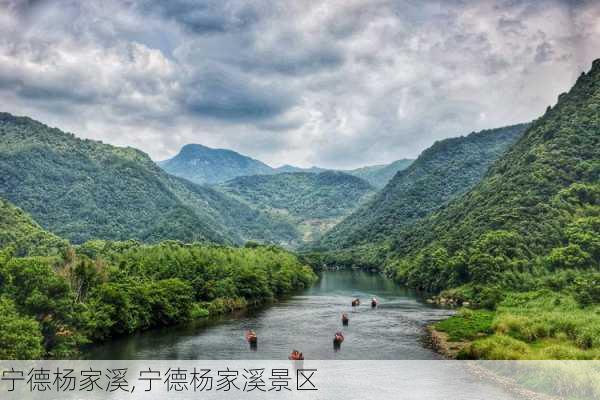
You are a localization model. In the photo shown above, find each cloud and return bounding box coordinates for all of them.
[183,64,298,121]
[0,0,598,168]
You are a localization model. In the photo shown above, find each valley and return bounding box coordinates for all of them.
[0,60,598,364]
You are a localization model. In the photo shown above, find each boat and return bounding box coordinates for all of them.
[245,330,257,344]
[371,298,378,308]
[351,298,360,307]
[342,313,349,325]
[333,331,344,344]
[288,350,304,360]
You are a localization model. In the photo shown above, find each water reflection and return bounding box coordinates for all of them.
[84,270,454,360]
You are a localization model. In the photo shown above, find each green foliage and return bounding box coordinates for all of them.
[220,171,375,245]
[85,278,194,340]
[0,197,68,257]
[0,296,44,359]
[435,309,495,341]
[388,62,600,270]
[190,303,210,319]
[160,143,412,189]
[385,61,600,305]
[571,273,600,306]
[159,144,274,185]
[78,241,316,342]
[314,123,528,254]
[445,290,600,360]
[462,335,532,360]
[0,256,85,357]
[0,113,297,246]
[0,233,316,358]
[345,159,413,188]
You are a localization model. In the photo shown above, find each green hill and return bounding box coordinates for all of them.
[159,144,274,185]
[382,60,600,360]
[0,114,296,245]
[388,60,600,294]
[160,142,412,188]
[219,171,376,243]
[314,124,528,254]
[0,197,67,257]
[345,159,413,188]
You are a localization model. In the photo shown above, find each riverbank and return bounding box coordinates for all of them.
[426,323,593,400]
[0,241,317,359]
[425,289,600,360]
[83,270,454,359]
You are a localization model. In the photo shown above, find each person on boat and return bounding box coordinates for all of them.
[342,313,349,325]
[289,350,304,360]
[246,329,257,344]
[333,331,344,344]
[352,298,360,307]
[371,297,378,307]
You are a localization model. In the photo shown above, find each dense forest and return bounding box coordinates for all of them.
[1,57,598,361]
[160,143,412,189]
[346,159,413,188]
[219,171,376,243]
[0,208,316,358]
[0,114,298,246]
[0,198,68,257]
[159,143,274,185]
[382,60,600,359]
[307,123,528,266]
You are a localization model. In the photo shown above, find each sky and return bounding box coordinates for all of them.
[1,0,599,169]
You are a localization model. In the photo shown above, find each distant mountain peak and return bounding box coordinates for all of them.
[161,141,416,187]
[160,143,274,185]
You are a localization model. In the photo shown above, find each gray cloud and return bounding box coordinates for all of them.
[183,65,298,121]
[0,0,599,168]
[138,0,262,35]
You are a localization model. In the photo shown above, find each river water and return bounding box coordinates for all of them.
[85,270,455,360]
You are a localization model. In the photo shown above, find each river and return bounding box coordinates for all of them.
[85,270,455,360]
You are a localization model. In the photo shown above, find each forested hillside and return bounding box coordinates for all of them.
[389,60,600,291]
[0,197,67,257]
[0,114,297,245]
[385,60,600,359]
[0,239,315,358]
[346,159,413,188]
[160,142,411,188]
[159,144,274,185]
[220,171,376,243]
[314,124,528,253]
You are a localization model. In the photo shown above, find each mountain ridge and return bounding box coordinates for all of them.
[313,123,530,254]
[219,170,376,244]
[159,142,413,187]
[0,113,298,246]
[386,58,600,293]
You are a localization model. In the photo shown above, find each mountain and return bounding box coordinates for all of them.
[346,159,413,188]
[0,113,297,245]
[274,165,328,174]
[0,197,68,257]
[314,123,529,253]
[158,144,273,185]
[160,143,412,188]
[388,59,600,293]
[219,171,376,243]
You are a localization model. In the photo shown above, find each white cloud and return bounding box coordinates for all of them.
[0,0,598,168]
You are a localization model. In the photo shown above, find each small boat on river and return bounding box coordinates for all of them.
[245,330,257,344]
[289,350,304,360]
[333,331,344,344]
[351,298,360,307]
[342,313,349,325]
[371,298,378,308]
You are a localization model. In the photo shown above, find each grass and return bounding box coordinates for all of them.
[432,290,600,399]
[434,290,600,360]
[434,309,495,341]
